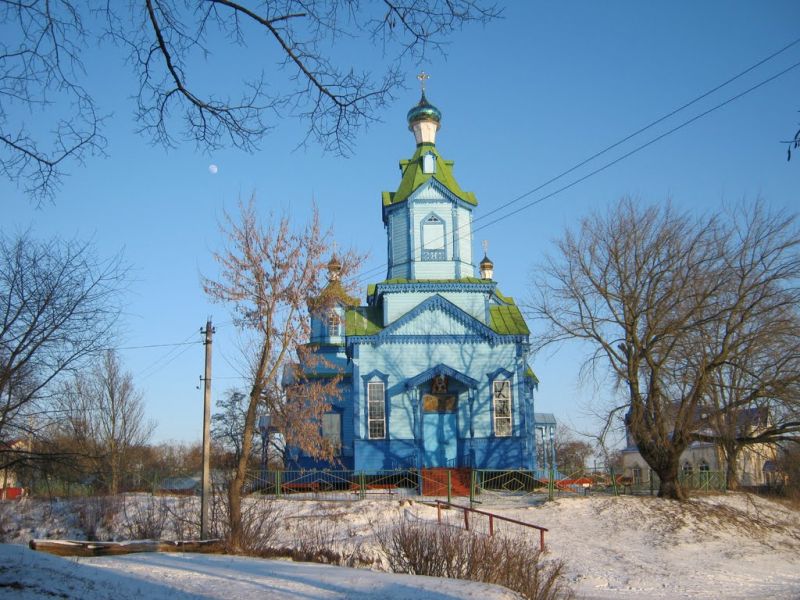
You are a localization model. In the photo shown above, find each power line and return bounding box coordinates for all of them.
[471,58,800,236]
[138,341,198,382]
[136,329,202,381]
[348,38,800,286]
[218,347,249,380]
[469,35,800,231]
[114,341,200,351]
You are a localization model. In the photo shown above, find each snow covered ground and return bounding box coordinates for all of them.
[511,493,800,599]
[1,492,799,599]
[0,545,519,599]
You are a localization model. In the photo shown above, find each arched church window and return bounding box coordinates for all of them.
[421,214,446,261]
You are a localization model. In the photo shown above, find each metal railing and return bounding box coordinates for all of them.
[434,499,548,551]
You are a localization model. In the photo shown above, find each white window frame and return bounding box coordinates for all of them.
[326,310,340,337]
[492,379,512,437]
[367,382,386,439]
[421,214,446,261]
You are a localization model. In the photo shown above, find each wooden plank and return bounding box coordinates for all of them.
[29,539,224,557]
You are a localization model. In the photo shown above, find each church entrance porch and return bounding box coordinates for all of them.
[422,410,457,467]
[405,365,479,471]
[419,373,461,468]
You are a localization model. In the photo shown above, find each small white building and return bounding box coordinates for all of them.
[620,408,778,488]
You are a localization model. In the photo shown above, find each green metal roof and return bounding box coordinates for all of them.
[524,365,540,384]
[346,297,529,338]
[382,143,477,207]
[308,280,359,310]
[494,289,514,304]
[345,306,384,335]
[488,304,530,335]
[302,342,344,350]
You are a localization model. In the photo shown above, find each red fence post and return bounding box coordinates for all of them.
[540,529,545,552]
[489,514,494,536]
[464,507,469,531]
[437,501,441,524]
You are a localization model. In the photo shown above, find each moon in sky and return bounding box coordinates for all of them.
[208,164,219,174]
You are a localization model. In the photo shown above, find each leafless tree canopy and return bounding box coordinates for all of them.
[203,197,362,548]
[528,197,800,500]
[553,424,593,476]
[1,0,500,204]
[0,0,106,203]
[0,232,125,468]
[55,350,155,494]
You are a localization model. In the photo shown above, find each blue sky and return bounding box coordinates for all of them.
[4,1,799,444]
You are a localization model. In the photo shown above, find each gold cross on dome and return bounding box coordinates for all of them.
[482,240,489,255]
[417,71,430,93]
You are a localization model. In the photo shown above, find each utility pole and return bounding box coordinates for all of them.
[200,318,214,540]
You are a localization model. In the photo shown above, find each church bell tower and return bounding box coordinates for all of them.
[382,75,478,280]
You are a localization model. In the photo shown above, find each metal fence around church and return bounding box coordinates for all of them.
[10,466,727,504]
[236,466,727,504]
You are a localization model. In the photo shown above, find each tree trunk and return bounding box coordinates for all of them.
[631,421,688,501]
[654,460,686,500]
[110,439,119,495]
[227,473,244,550]
[226,375,264,551]
[724,445,740,491]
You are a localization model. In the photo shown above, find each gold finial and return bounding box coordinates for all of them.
[417,71,430,94]
[482,240,489,255]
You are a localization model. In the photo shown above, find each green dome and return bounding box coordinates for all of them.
[406,92,441,125]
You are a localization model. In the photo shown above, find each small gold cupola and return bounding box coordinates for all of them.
[479,240,494,280]
[327,254,342,282]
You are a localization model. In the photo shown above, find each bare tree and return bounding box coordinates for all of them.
[699,320,800,489]
[0,231,125,479]
[56,350,155,494]
[0,0,107,203]
[529,198,800,500]
[203,198,361,549]
[2,0,499,204]
[553,424,593,476]
[211,389,257,470]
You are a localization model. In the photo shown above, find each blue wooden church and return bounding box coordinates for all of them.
[289,91,556,474]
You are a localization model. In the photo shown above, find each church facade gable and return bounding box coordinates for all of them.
[355,294,499,344]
